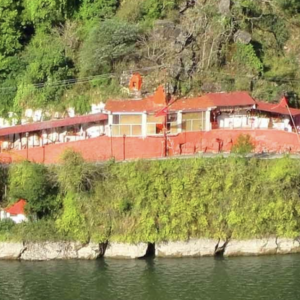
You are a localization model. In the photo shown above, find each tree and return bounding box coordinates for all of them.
[77,0,119,21]
[275,0,300,14]
[23,0,79,26]
[57,149,103,194]
[8,161,59,217]
[0,0,24,56]
[13,30,75,109]
[79,19,139,76]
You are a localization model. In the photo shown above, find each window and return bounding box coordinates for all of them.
[167,114,178,134]
[112,114,142,136]
[120,115,142,125]
[182,112,207,131]
[147,114,165,135]
[113,115,120,124]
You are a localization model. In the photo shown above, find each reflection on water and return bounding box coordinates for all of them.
[0,255,300,300]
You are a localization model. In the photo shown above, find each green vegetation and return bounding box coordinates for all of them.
[1,151,300,243]
[2,0,300,117]
[231,134,255,155]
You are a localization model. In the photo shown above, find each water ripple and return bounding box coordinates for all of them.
[0,255,300,300]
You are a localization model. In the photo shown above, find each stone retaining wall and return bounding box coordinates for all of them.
[0,238,300,260]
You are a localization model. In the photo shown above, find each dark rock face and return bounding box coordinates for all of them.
[234,30,252,44]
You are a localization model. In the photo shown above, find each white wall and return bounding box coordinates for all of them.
[0,210,28,224]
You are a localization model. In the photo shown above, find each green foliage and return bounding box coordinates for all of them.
[0,0,24,56]
[275,0,300,14]
[234,43,263,73]
[79,19,139,76]
[257,15,289,48]
[0,166,8,203]
[56,192,89,242]
[3,157,300,242]
[0,219,15,232]
[8,161,59,217]
[23,0,78,26]
[57,149,95,193]
[5,219,66,242]
[1,0,300,112]
[77,0,119,21]
[14,30,75,109]
[231,134,255,154]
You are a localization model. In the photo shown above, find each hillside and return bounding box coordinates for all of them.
[2,0,300,117]
[1,154,300,243]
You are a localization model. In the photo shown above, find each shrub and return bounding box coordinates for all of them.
[0,219,15,232]
[231,134,255,154]
[8,161,59,217]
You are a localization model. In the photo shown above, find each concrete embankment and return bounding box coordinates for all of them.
[0,238,300,260]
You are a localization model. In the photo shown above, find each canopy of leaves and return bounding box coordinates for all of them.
[8,161,58,217]
[79,19,139,76]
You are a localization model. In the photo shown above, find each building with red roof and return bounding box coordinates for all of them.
[0,199,28,224]
[1,74,300,162]
[205,91,256,108]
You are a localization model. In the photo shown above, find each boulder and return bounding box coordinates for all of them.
[77,243,102,260]
[104,242,148,259]
[156,239,219,257]
[0,243,25,260]
[224,239,277,256]
[234,30,252,44]
[21,242,79,261]
[276,238,300,254]
[218,0,231,16]
[153,20,181,41]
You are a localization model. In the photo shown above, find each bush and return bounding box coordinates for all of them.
[0,219,15,232]
[231,134,255,154]
[11,219,67,242]
[8,161,59,217]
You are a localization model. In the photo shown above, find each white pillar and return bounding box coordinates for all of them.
[206,109,212,131]
[142,112,147,137]
[107,113,113,137]
[177,111,183,133]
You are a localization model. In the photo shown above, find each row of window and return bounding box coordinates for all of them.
[111,112,207,136]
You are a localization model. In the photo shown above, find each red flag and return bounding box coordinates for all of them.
[279,96,288,107]
[273,97,288,109]
[155,106,168,117]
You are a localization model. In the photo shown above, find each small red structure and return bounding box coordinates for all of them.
[5,199,27,215]
[129,73,143,91]
[0,199,28,223]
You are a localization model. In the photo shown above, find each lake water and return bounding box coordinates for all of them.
[0,255,300,300]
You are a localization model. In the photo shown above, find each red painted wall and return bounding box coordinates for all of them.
[3,129,300,164]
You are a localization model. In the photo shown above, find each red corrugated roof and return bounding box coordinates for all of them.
[256,101,300,116]
[106,86,169,113]
[205,91,256,107]
[5,199,27,215]
[106,91,255,113]
[105,97,158,113]
[169,96,216,111]
[0,113,107,137]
